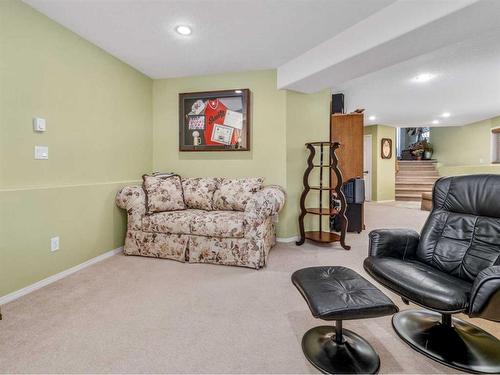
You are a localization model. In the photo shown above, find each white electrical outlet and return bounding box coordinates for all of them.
[51,236,60,252]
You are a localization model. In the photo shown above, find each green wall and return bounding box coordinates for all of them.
[284,90,331,238]
[152,71,331,238]
[0,0,342,298]
[364,125,396,201]
[0,1,153,297]
[431,116,500,176]
[153,70,287,188]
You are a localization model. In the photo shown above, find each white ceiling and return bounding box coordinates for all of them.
[337,28,500,127]
[24,0,394,79]
[23,0,500,127]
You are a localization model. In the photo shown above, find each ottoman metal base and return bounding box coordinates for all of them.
[302,323,380,374]
[393,309,500,374]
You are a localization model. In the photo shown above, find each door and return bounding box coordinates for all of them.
[363,135,372,201]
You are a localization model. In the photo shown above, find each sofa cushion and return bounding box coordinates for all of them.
[190,211,246,238]
[143,174,186,214]
[182,177,219,210]
[213,177,264,211]
[142,210,201,234]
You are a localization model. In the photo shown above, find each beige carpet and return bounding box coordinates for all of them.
[0,202,498,373]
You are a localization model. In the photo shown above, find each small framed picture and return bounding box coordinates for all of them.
[381,138,392,159]
[179,89,250,151]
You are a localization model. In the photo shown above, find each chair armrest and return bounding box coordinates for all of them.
[368,229,420,259]
[245,185,286,221]
[469,265,500,322]
[116,186,145,215]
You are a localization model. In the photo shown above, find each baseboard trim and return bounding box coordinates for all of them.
[276,236,298,243]
[0,246,123,306]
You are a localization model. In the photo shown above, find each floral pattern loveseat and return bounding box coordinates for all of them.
[116,177,286,269]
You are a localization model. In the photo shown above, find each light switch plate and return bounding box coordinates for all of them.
[51,237,60,252]
[33,117,46,132]
[34,145,48,160]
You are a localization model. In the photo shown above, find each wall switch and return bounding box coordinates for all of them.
[51,236,60,252]
[34,145,48,160]
[33,117,46,132]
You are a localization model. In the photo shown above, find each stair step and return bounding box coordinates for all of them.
[396,189,432,194]
[396,186,434,191]
[396,160,438,202]
[396,180,435,185]
[398,166,437,171]
[398,160,436,164]
[396,176,439,181]
[397,171,440,176]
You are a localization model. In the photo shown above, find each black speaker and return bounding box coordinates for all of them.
[343,178,365,204]
[331,93,344,114]
[331,178,365,233]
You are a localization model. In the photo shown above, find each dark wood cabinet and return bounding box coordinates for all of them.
[330,113,365,231]
[330,113,364,181]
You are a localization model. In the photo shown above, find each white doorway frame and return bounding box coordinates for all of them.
[363,134,373,201]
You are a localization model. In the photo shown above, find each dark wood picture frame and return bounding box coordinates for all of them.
[179,89,250,151]
[381,138,392,159]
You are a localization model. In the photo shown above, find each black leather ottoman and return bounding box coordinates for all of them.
[292,266,398,374]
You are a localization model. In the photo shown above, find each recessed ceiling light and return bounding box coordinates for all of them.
[368,115,376,121]
[412,73,436,83]
[441,112,451,118]
[175,25,192,36]
[432,120,439,125]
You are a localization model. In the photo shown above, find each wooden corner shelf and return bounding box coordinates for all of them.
[296,141,350,250]
[310,186,338,191]
[306,208,339,215]
[305,231,341,243]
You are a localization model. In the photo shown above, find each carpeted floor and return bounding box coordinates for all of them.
[0,202,498,373]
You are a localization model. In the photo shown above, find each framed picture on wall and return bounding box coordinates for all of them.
[381,138,392,159]
[179,89,250,151]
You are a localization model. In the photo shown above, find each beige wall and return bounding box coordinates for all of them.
[364,125,396,201]
[0,0,153,297]
[431,116,500,176]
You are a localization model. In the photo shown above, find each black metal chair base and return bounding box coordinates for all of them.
[392,309,500,374]
[302,324,380,374]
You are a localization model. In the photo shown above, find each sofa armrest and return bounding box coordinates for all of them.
[116,186,145,212]
[469,265,500,321]
[245,185,286,221]
[368,229,420,259]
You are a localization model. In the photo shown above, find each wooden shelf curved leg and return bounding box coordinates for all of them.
[296,144,315,246]
[331,143,350,250]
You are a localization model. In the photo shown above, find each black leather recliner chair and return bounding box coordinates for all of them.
[364,174,500,374]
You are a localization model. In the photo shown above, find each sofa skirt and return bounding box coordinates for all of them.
[123,228,275,269]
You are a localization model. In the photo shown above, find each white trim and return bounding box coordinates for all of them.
[276,236,298,243]
[363,134,373,201]
[0,247,123,306]
[491,127,500,163]
[374,200,396,203]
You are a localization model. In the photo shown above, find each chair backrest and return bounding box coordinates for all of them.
[417,174,500,282]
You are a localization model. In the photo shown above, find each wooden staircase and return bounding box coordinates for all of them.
[396,160,439,201]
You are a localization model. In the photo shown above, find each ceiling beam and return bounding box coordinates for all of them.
[277,0,491,93]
